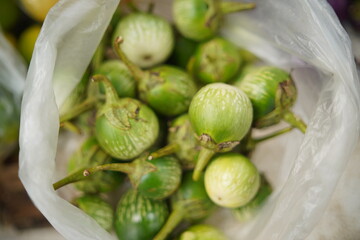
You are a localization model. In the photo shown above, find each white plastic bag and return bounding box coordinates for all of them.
[19,0,360,240]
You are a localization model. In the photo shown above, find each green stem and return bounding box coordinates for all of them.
[126,0,140,12]
[53,162,135,190]
[113,36,145,81]
[147,2,155,13]
[60,97,97,123]
[60,121,82,134]
[153,208,184,240]
[148,143,179,160]
[91,34,106,71]
[253,126,294,144]
[91,74,119,105]
[220,1,256,14]
[282,110,307,134]
[192,147,215,181]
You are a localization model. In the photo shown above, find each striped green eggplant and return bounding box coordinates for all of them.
[114,37,197,117]
[188,83,253,180]
[75,195,114,231]
[93,75,159,160]
[235,66,307,132]
[114,189,169,240]
[173,0,255,41]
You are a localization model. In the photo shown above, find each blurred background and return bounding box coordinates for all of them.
[0,0,359,239]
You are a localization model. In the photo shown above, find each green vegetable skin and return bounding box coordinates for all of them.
[137,65,198,116]
[67,137,123,193]
[137,155,182,200]
[113,12,174,68]
[167,114,200,169]
[114,37,198,117]
[189,83,253,180]
[232,175,272,222]
[173,0,255,41]
[179,224,228,240]
[192,37,242,84]
[95,60,136,98]
[94,76,159,160]
[76,195,114,231]
[236,66,290,120]
[115,189,169,240]
[204,153,260,208]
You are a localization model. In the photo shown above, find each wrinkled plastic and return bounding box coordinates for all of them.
[18,1,360,240]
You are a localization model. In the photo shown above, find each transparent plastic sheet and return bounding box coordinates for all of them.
[0,28,26,104]
[18,1,360,240]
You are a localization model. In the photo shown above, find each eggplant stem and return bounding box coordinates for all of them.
[220,2,256,14]
[253,126,294,144]
[282,110,307,134]
[153,208,184,240]
[192,147,215,181]
[113,36,145,81]
[148,143,179,160]
[60,97,97,123]
[92,74,119,105]
[60,121,82,134]
[53,162,135,190]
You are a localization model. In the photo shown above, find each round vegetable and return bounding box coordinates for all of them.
[235,66,307,132]
[204,153,260,208]
[191,37,242,84]
[114,189,169,240]
[94,60,136,98]
[189,83,253,180]
[93,75,159,160]
[75,195,114,231]
[148,114,200,169]
[112,12,174,68]
[114,37,197,116]
[232,174,272,222]
[66,137,123,193]
[179,224,228,240]
[173,0,255,41]
[154,171,215,240]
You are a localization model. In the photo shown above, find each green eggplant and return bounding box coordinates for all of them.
[235,66,307,132]
[188,83,253,180]
[112,12,174,68]
[179,224,228,240]
[114,189,169,240]
[114,37,197,117]
[75,195,114,231]
[173,0,255,41]
[232,174,272,222]
[93,75,159,160]
[204,153,260,208]
[191,37,242,84]
[94,59,136,98]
